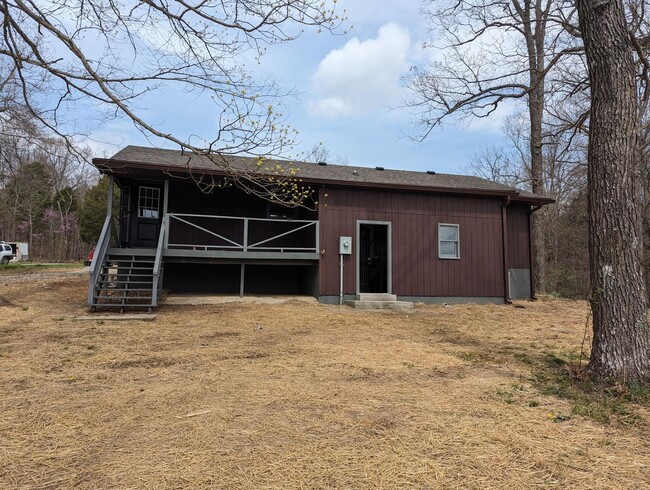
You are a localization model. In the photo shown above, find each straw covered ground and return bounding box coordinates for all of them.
[1,270,649,488]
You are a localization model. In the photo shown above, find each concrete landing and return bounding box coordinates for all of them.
[73,314,157,321]
[346,293,413,310]
[345,300,414,310]
[356,293,397,301]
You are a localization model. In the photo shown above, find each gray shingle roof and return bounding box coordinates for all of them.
[94,145,553,203]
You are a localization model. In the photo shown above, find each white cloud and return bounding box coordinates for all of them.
[308,22,411,118]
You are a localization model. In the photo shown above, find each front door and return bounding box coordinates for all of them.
[131,185,162,248]
[358,222,390,293]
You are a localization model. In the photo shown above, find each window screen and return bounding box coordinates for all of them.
[439,224,460,259]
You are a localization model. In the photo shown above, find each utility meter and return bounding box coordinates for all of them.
[339,236,352,255]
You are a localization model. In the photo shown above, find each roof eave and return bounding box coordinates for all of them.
[93,158,522,199]
[510,195,555,204]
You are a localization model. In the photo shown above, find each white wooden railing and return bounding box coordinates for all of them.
[166,213,319,253]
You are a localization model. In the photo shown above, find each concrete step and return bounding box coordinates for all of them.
[357,293,397,301]
[346,300,413,310]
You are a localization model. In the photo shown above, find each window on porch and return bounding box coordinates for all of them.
[139,187,160,219]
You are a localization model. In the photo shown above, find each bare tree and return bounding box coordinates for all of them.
[578,0,650,385]
[466,113,533,188]
[0,0,344,205]
[406,0,584,293]
[466,146,524,187]
[305,142,332,164]
[468,107,588,296]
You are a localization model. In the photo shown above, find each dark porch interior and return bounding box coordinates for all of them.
[163,262,318,296]
[89,173,321,311]
[117,177,318,252]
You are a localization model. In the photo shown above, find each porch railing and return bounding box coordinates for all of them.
[166,213,319,253]
[88,213,112,305]
[151,217,167,306]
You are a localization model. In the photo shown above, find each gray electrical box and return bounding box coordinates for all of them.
[339,236,352,255]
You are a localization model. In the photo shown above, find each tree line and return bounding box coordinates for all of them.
[0,111,105,260]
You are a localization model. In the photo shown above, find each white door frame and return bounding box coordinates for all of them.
[355,220,392,295]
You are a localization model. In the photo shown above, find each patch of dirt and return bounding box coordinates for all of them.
[107,356,177,369]
[0,266,87,284]
[0,294,14,306]
[202,331,241,339]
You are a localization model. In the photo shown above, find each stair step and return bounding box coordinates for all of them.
[106,261,154,263]
[94,299,154,304]
[345,300,413,310]
[105,258,154,262]
[92,303,156,308]
[107,256,155,260]
[95,287,153,292]
[99,272,154,277]
[100,270,154,275]
[102,264,153,270]
[357,293,398,301]
[97,280,154,285]
[94,294,153,299]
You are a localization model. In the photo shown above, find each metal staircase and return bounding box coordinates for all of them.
[91,251,161,312]
[89,208,167,312]
[87,175,167,313]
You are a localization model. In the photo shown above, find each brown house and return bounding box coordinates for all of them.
[88,146,552,310]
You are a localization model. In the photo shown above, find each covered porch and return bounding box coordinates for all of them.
[88,174,320,310]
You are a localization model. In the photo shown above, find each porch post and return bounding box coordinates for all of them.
[243,218,249,252]
[239,264,245,297]
[163,180,170,248]
[107,174,114,219]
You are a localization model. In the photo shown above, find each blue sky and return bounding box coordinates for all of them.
[84,0,512,175]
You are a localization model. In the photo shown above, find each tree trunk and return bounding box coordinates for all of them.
[529,81,547,294]
[526,0,548,294]
[578,0,650,384]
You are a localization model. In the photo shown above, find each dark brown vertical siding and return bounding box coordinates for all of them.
[507,203,531,269]
[318,186,506,298]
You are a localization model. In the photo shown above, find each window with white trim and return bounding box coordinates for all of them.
[438,223,460,259]
[138,186,160,219]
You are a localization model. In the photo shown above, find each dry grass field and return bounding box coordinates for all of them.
[1,269,649,489]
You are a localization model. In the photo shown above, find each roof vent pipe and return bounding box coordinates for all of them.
[427,170,436,175]
[318,161,327,166]
[352,170,358,176]
[375,166,384,171]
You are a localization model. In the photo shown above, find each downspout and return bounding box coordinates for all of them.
[528,203,544,300]
[502,196,512,304]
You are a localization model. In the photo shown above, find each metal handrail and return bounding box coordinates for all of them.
[88,214,112,305]
[166,213,318,253]
[151,218,167,306]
